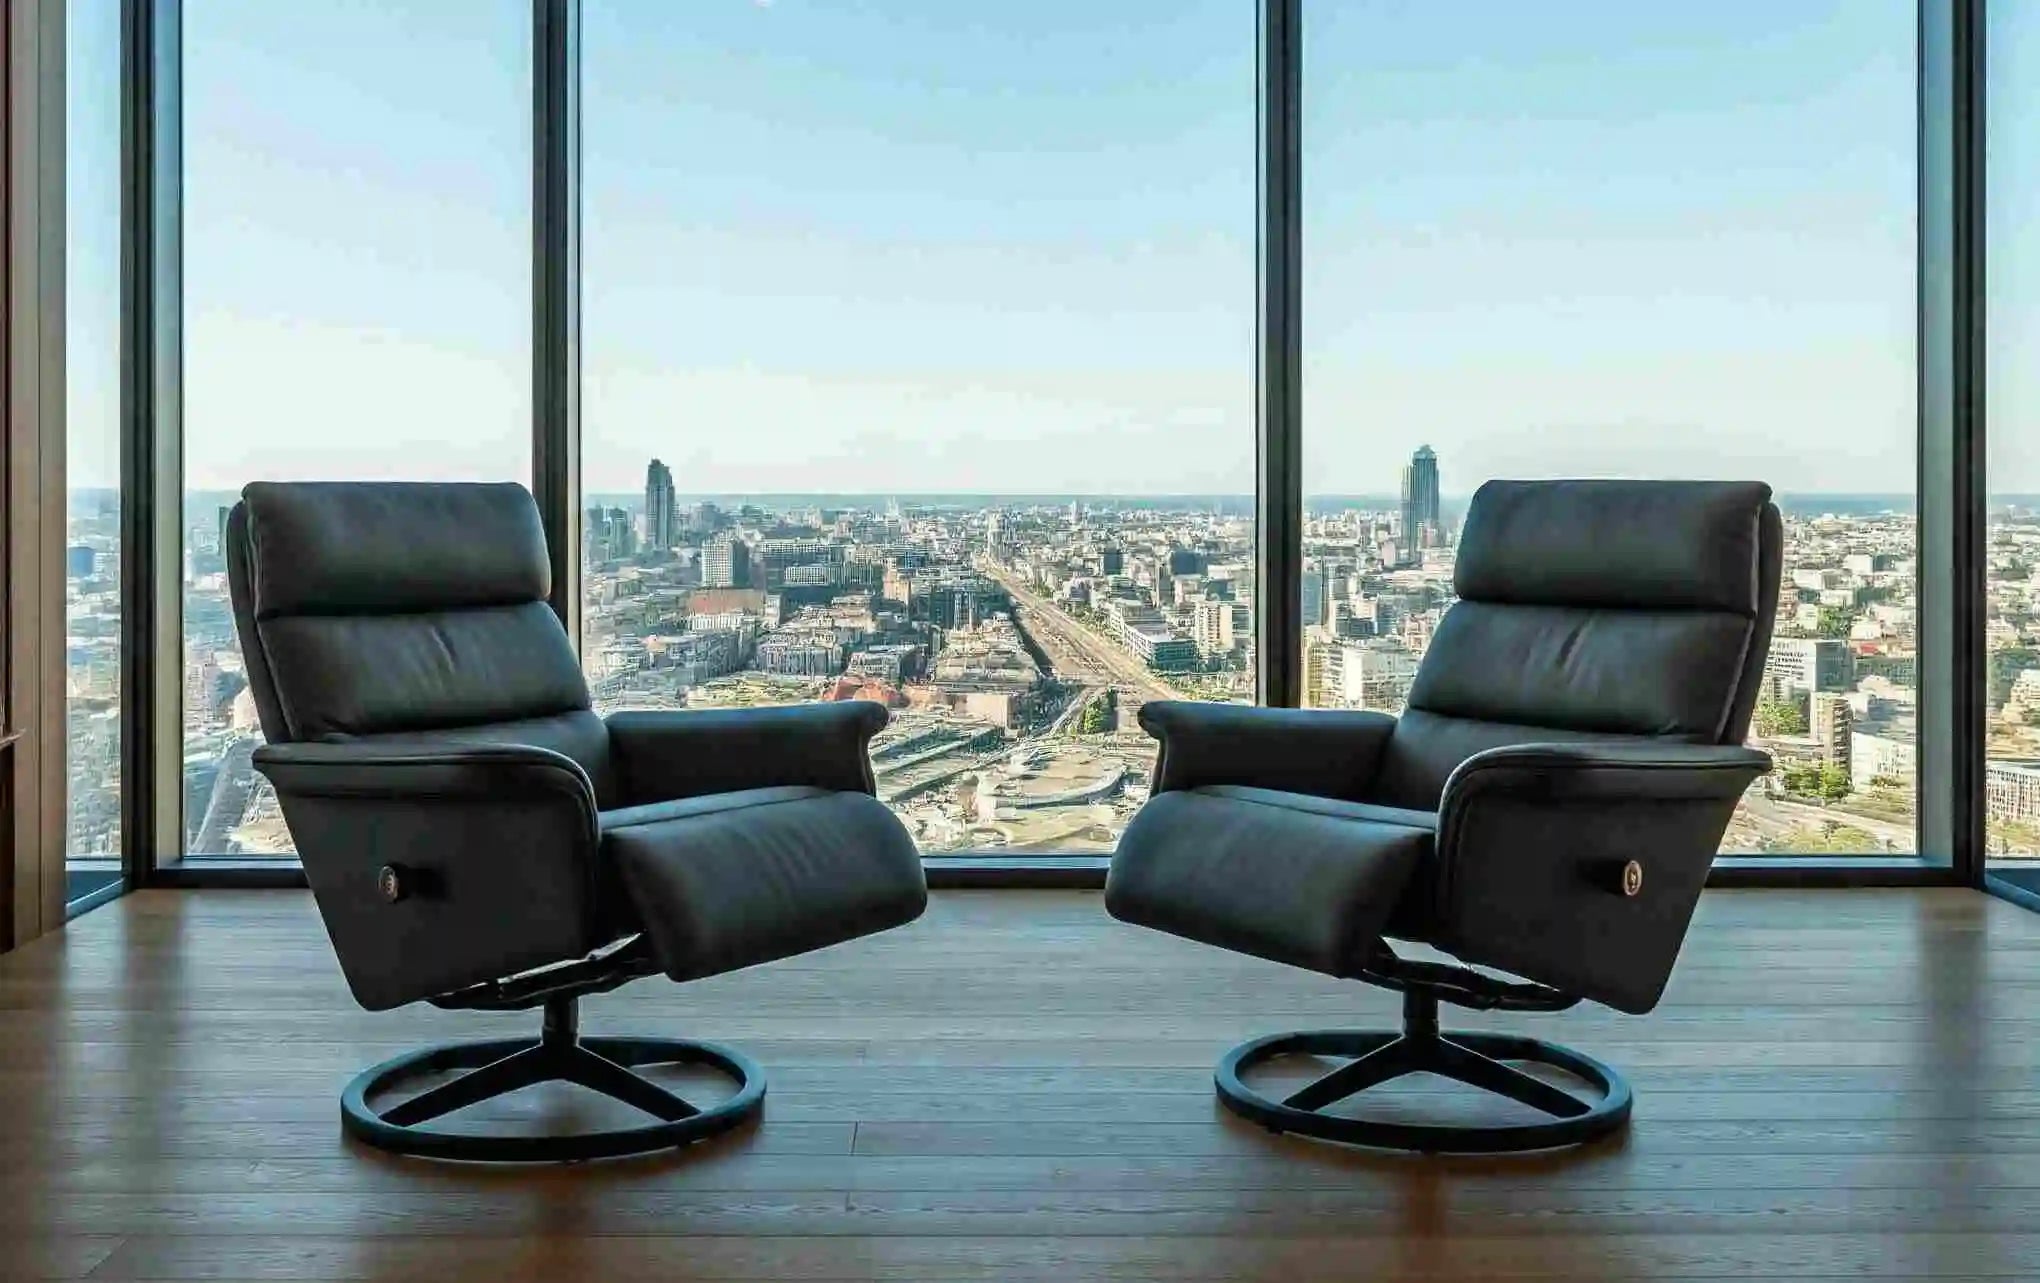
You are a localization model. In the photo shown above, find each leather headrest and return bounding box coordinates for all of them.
[239,481,550,618]
[1454,479,1772,615]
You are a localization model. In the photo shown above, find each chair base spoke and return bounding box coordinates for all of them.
[340,1001,764,1163]
[1280,1034,1412,1110]
[1216,986,1631,1154]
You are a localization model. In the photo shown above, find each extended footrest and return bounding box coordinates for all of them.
[341,997,764,1162]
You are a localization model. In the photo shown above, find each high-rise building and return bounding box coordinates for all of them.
[608,506,636,558]
[702,536,751,589]
[1400,444,1441,565]
[585,506,638,564]
[1301,559,1328,630]
[1303,631,1341,708]
[1812,693,1854,772]
[644,458,678,553]
[1768,636,1853,695]
[1192,599,1236,658]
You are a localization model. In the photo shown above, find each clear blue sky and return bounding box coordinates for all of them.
[66,1,1960,497]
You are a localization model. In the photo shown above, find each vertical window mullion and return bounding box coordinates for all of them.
[120,0,182,879]
[1917,0,1985,879]
[533,0,580,642]
[1257,0,1303,709]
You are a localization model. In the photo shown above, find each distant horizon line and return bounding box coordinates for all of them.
[99,487,1943,525]
[59,486,1985,520]
[144,488,1937,502]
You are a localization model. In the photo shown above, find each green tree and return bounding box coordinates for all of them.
[1753,696,1807,738]
[1989,647,2040,710]
[1817,764,1851,801]
[1814,606,1854,639]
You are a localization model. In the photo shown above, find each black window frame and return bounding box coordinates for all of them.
[90,0,1988,895]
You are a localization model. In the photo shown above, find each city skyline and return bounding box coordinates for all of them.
[58,435,2040,864]
[52,443,1977,865]
[154,484,1938,506]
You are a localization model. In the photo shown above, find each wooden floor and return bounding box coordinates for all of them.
[4,888,2040,1281]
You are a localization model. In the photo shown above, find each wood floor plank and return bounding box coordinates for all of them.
[6,1236,124,1280]
[0,887,2034,1281]
[80,1231,2040,1280]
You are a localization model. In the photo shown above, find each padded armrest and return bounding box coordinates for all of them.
[606,701,887,805]
[255,741,600,808]
[1142,701,1398,799]
[1430,740,1771,1015]
[253,741,607,1011]
[1440,741,1772,806]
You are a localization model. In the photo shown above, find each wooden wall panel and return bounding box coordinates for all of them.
[2,0,14,949]
[6,0,68,951]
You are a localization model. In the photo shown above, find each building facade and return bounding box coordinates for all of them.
[643,458,678,554]
[702,536,752,589]
[1399,445,1441,566]
[1769,636,1854,695]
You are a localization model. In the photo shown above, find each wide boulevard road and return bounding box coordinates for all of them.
[975,558,1180,704]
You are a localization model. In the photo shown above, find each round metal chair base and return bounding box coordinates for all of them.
[342,1034,765,1163]
[1217,1028,1633,1154]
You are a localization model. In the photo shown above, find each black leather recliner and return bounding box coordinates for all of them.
[227,481,928,1161]
[1106,480,1780,1152]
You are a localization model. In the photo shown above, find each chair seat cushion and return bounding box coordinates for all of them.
[1198,786,1437,831]
[1105,786,1431,979]
[601,787,927,982]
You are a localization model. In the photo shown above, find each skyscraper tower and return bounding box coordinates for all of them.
[1400,445,1441,567]
[1301,557,1329,630]
[644,458,678,553]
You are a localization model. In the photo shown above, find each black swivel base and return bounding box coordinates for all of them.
[341,996,765,1162]
[1217,988,1632,1153]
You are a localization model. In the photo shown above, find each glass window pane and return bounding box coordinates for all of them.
[65,0,124,899]
[1989,0,2040,865]
[583,2,1256,855]
[180,1,531,859]
[1302,2,1918,855]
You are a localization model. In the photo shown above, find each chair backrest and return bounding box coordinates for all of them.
[226,482,615,798]
[1371,479,1783,811]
